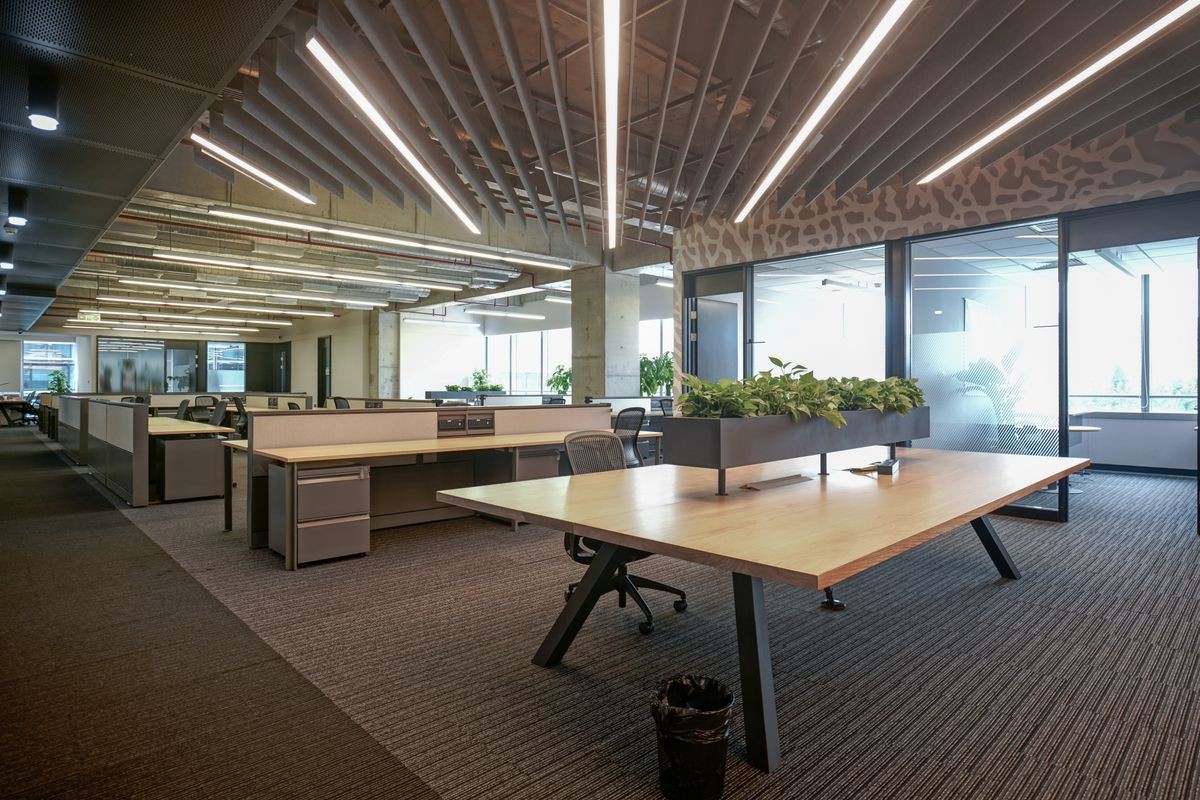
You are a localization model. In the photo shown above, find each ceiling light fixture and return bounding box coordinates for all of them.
[402,317,480,328]
[734,0,915,223]
[462,308,546,320]
[544,295,572,305]
[188,132,316,205]
[603,0,621,249]
[918,0,1200,184]
[469,286,544,302]
[7,186,29,226]
[63,324,241,337]
[96,296,334,318]
[0,242,13,269]
[0,275,6,295]
[1016,234,1058,239]
[27,66,59,131]
[304,34,482,235]
[65,318,259,333]
[205,207,569,271]
[117,278,387,307]
[82,309,292,327]
[656,278,676,289]
[151,251,449,292]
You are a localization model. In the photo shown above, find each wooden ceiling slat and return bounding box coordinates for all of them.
[537,0,590,238]
[439,0,552,234]
[487,0,572,238]
[1069,65,1200,146]
[979,34,1200,168]
[815,0,1073,201]
[774,0,981,208]
[390,0,528,226]
[891,0,1181,188]
[658,1,737,236]
[1124,86,1200,136]
[676,0,783,224]
[721,0,886,221]
[699,0,831,222]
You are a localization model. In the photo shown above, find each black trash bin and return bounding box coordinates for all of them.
[650,675,735,800]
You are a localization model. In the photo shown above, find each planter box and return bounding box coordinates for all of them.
[663,407,930,473]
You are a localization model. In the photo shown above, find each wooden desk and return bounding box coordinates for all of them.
[149,418,235,437]
[0,398,36,427]
[250,431,663,566]
[437,447,1088,773]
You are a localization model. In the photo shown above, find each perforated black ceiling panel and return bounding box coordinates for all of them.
[0,0,296,330]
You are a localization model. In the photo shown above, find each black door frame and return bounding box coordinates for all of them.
[317,335,331,408]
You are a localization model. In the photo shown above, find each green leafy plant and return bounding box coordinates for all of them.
[469,368,503,392]
[679,357,924,428]
[547,364,572,395]
[444,384,468,391]
[46,369,71,395]
[640,352,674,396]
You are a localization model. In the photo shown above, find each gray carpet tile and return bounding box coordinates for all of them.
[114,451,1200,799]
[0,429,440,800]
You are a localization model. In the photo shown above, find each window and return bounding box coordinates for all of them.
[485,334,511,391]
[22,341,75,392]
[639,319,670,358]
[511,331,542,393]
[206,342,245,393]
[544,328,572,392]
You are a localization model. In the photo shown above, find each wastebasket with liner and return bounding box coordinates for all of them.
[650,675,735,799]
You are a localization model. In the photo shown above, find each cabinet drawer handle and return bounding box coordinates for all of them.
[297,514,370,528]
[298,472,365,485]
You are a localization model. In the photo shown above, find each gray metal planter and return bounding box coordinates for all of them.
[662,406,930,493]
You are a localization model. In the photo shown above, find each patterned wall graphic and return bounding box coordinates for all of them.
[674,113,1200,273]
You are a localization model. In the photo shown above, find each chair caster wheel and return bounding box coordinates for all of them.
[673,599,688,613]
[638,621,655,635]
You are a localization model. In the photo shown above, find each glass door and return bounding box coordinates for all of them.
[685,267,746,382]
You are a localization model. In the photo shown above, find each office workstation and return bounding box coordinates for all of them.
[2,1,1199,798]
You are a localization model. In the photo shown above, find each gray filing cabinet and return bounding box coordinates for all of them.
[269,463,371,565]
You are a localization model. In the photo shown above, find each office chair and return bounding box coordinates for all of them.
[120,396,135,403]
[231,396,249,438]
[191,395,218,423]
[562,431,686,634]
[612,407,646,467]
[659,397,674,416]
[333,396,350,409]
[174,399,191,420]
[287,402,301,410]
[207,400,228,428]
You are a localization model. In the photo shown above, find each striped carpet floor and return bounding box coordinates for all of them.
[119,460,1199,800]
[0,429,438,800]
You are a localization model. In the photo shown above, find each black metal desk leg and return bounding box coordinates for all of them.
[533,542,625,667]
[223,446,233,532]
[970,517,1021,579]
[732,573,781,773]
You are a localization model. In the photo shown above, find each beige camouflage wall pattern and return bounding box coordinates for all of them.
[674,113,1200,273]
[669,112,1200,389]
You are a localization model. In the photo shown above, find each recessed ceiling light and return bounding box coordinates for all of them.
[27,67,59,131]
[189,132,316,205]
[7,187,29,226]
[305,34,482,235]
[918,0,1200,184]
[603,0,621,249]
[735,0,915,223]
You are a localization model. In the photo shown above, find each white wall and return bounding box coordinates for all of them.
[286,311,371,398]
[0,339,19,393]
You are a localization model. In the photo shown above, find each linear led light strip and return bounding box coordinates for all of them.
[189,132,315,206]
[604,0,621,249]
[96,296,334,318]
[118,278,388,307]
[919,0,1200,184]
[63,324,241,337]
[65,318,259,333]
[462,308,546,320]
[305,35,481,235]
[79,308,293,327]
[205,208,570,271]
[402,317,480,328]
[734,0,915,223]
[152,252,452,292]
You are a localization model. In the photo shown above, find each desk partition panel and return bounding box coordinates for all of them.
[58,396,86,464]
[85,400,149,506]
[332,397,437,409]
[243,392,312,409]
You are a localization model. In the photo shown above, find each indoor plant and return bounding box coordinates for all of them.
[640,353,674,397]
[547,364,572,395]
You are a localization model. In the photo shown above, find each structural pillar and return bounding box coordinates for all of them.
[369,309,400,398]
[571,264,640,401]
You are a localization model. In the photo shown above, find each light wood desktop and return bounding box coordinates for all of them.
[149,418,235,437]
[437,447,1088,773]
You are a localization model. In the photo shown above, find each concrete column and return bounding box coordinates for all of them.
[370,310,400,398]
[571,265,640,401]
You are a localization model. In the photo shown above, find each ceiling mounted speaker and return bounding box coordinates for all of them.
[6,187,28,227]
[27,66,60,131]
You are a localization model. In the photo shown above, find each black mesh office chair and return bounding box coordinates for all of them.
[120,396,135,403]
[208,400,228,428]
[659,397,674,416]
[333,396,350,409]
[191,395,218,423]
[174,399,190,420]
[612,407,646,467]
[231,396,249,438]
[287,402,301,410]
[562,430,686,634]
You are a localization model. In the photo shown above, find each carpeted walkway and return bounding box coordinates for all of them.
[0,428,439,800]
[117,452,1200,799]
